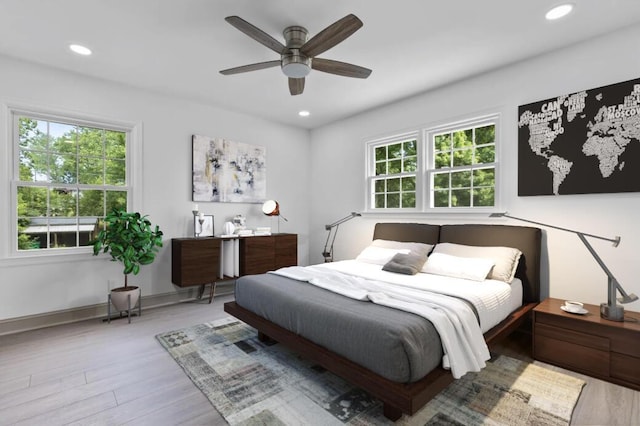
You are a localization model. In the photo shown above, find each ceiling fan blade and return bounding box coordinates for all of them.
[300,14,363,58]
[225,16,286,54]
[311,58,372,79]
[220,60,281,75]
[289,78,305,95]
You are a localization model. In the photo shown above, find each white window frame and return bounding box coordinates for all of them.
[4,103,142,260]
[365,131,422,213]
[364,113,500,214]
[425,113,500,213]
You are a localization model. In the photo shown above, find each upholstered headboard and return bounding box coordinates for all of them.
[372,222,441,244]
[372,223,541,304]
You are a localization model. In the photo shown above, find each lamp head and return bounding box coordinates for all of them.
[619,293,639,304]
[262,200,280,217]
[489,212,507,218]
[262,199,288,223]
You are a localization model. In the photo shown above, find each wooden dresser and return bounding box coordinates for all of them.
[533,297,640,390]
[172,233,298,302]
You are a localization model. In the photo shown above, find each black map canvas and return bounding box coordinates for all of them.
[518,78,640,196]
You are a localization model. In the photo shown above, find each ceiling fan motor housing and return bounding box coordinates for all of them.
[281,26,311,78]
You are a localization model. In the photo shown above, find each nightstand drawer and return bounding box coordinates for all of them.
[535,335,610,377]
[611,352,640,384]
[608,328,640,358]
[535,322,609,350]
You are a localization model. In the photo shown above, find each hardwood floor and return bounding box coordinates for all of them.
[492,331,639,426]
[1,297,638,425]
[0,296,232,425]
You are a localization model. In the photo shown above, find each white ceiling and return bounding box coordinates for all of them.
[1,1,640,130]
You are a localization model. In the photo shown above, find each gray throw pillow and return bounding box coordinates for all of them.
[382,252,428,275]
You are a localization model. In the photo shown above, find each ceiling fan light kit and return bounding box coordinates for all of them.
[220,14,372,95]
[281,52,311,78]
[281,26,311,78]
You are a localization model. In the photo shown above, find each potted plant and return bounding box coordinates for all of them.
[91,209,163,313]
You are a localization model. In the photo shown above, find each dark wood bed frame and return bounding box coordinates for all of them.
[224,223,541,421]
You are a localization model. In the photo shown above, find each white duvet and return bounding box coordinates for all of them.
[270,260,522,379]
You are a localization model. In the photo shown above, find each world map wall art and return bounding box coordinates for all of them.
[192,134,266,203]
[518,77,640,196]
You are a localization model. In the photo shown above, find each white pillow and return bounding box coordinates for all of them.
[370,239,434,257]
[428,243,522,283]
[355,246,410,265]
[422,252,495,281]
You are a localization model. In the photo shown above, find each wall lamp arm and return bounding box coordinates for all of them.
[322,212,361,262]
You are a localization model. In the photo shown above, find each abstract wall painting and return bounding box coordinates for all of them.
[192,135,266,203]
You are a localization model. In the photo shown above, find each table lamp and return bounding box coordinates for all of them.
[490,212,637,321]
[262,200,287,233]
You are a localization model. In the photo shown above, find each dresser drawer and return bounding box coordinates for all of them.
[239,234,298,275]
[171,238,220,286]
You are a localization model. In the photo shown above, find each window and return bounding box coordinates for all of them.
[368,134,419,210]
[429,119,496,208]
[13,112,131,252]
[366,114,498,212]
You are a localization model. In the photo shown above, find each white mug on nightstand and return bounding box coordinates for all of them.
[564,300,584,313]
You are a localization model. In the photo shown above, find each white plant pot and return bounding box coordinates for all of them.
[110,286,140,312]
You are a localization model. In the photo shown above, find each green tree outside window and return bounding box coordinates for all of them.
[16,117,128,250]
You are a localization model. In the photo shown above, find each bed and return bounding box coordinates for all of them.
[224,223,541,420]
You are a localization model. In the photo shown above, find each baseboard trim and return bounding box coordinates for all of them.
[0,284,234,336]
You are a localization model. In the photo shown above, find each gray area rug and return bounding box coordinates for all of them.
[156,317,585,425]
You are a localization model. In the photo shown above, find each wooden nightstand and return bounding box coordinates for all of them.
[533,297,640,390]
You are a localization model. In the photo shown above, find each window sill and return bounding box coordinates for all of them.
[0,247,101,268]
[360,209,501,221]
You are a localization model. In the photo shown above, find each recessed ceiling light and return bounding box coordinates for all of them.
[69,44,92,56]
[545,4,573,20]
[298,110,310,117]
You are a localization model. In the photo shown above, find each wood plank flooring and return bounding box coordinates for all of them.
[0,296,231,425]
[0,296,638,425]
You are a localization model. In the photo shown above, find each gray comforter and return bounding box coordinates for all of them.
[234,273,443,383]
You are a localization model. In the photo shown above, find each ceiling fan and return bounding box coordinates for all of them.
[219,14,372,96]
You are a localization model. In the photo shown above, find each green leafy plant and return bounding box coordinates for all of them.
[91,209,163,288]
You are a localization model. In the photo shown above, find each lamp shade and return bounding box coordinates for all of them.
[262,200,280,216]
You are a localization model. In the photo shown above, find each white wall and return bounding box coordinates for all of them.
[0,55,311,320]
[309,23,640,310]
[3,24,640,322]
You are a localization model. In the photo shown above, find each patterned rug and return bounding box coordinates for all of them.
[156,318,585,425]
